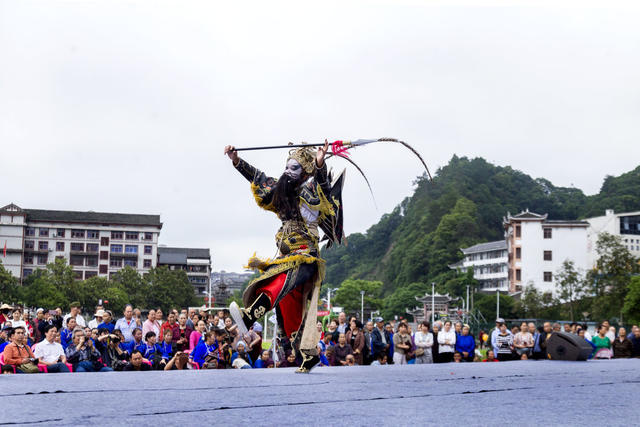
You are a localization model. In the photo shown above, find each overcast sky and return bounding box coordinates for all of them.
[1,0,639,272]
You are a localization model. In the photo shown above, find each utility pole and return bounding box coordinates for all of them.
[466,285,470,324]
[431,282,435,325]
[496,290,500,320]
[360,290,365,323]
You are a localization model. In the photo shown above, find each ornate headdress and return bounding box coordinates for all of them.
[287,145,316,174]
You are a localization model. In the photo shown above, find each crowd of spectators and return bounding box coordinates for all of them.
[1,303,639,374]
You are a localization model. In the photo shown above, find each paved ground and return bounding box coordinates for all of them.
[0,359,638,426]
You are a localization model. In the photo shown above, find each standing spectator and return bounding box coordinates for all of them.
[0,304,12,326]
[363,321,374,365]
[161,312,179,341]
[2,326,39,373]
[334,333,353,366]
[133,308,143,328]
[62,302,86,329]
[37,311,54,343]
[454,321,463,337]
[414,321,434,364]
[60,317,76,350]
[345,319,365,366]
[392,322,412,365]
[371,317,390,360]
[539,322,553,358]
[186,308,196,329]
[9,308,27,333]
[630,325,640,358]
[606,326,616,342]
[33,324,70,373]
[592,325,612,359]
[385,323,395,363]
[65,329,113,372]
[563,323,572,333]
[432,322,441,363]
[123,350,151,371]
[87,307,104,329]
[336,312,349,335]
[438,320,456,363]
[491,318,510,357]
[142,309,160,340]
[513,322,534,360]
[98,310,115,333]
[114,305,137,343]
[33,308,45,343]
[528,322,544,359]
[455,324,475,362]
[552,323,562,333]
[612,327,633,358]
[495,323,514,361]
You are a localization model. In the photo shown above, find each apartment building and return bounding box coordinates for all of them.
[586,209,640,267]
[157,247,212,297]
[452,240,509,293]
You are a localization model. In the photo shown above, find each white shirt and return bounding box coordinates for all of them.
[437,329,456,353]
[414,331,433,355]
[63,313,86,329]
[34,339,65,364]
[606,331,615,342]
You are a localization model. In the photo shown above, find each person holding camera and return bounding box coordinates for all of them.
[33,324,70,373]
[65,329,113,372]
[2,326,40,373]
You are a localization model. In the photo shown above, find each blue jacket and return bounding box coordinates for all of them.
[60,328,73,349]
[191,341,217,366]
[137,342,161,360]
[455,334,475,357]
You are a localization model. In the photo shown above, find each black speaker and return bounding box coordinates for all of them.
[547,332,593,361]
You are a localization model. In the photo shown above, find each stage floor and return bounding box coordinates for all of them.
[1,359,638,426]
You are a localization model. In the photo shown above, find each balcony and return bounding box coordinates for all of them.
[70,250,100,256]
[110,251,138,258]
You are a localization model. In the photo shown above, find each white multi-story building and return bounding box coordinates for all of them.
[585,209,640,267]
[453,240,509,293]
[157,247,212,297]
[503,210,589,295]
[0,203,162,282]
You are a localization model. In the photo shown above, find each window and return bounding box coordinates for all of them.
[111,231,123,240]
[99,264,108,274]
[544,250,552,261]
[86,257,99,267]
[38,241,48,251]
[620,215,640,235]
[37,254,48,265]
[100,237,109,246]
[515,247,521,259]
[39,228,49,237]
[125,245,138,254]
[56,242,65,251]
[87,243,99,252]
[515,269,521,281]
[23,268,33,277]
[515,225,521,238]
[26,227,35,236]
[24,253,34,264]
[144,245,152,255]
[56,228,66,238]
[143,259,152,268]
[544,271,553,282]
[143,232,153,241]
[544,228,552,239]
[100,251,109,260]
[124,259,137,267]
[125,232,139,240]
[85,271,98,279]
[25,240,35,250]
[110,244,123,253]
[73,270,83,280]
[87,230,100,239]
[71,229,85,238]
[70,255,84,266]
[70,243,84,252]
[110,258,123,267]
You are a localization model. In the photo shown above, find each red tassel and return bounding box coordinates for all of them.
[331,140,350,158]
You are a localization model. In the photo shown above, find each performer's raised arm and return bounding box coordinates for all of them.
[224,145,276,211]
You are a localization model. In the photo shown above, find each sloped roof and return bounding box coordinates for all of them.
[461,240,507,255]
[158,247,210,264]
[24,209,162,227]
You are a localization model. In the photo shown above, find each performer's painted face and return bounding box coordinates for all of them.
[284,159,303,180]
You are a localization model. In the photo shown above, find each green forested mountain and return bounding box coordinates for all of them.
[322,156,640,302]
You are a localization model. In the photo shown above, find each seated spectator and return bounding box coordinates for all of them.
[191,331,217,367]
[164,350,191,370]
[630,325,640,358]
[62,302,86,329]
[60,317,76,350]
[242,326,262,363]
[159,329,176,367]
[325,346,336,366]
[142,309,160,340]
[190,320,207,350]
[231,341,253,369]
[513,322,534,360]
[123,350,152,371]
[334,333,354,366]
[161,312,179,343]
[612,327,632,358]
[592,324,612,359]
[278,351,298,368]
[126,328,144,354]
[453,351,462,363]
[3,326,39,373]
[88,309,103,330]
[345,354,357,366]
[175,313,193,352]
[9,309,28,334]
[0,325,11,353]
[138,331,161,366]
[33,324,70,373]
[370,352,388,366]
[1,364,14,374]
[317,345,331,367]
[495,323,514,361]
[97,310,115,333]
[455,324,475,362]
[254,350,273,369]
[64,329,113,372]
[483,349,499,362]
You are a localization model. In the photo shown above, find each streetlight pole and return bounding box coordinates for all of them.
[431,282,435,325]
[466,285,470,324]
[496,290,500,320]
[360,290,365,323]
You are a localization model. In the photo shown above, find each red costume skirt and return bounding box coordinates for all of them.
[258,272,303,337]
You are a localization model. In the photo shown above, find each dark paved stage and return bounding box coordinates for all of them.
[1,359,638,426]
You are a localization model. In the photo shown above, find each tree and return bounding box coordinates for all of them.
[110,267,147,308]
[381,282,431,320]
[555,260,587,321]
[20,270,66,309]
[47,258,77,308]
[0,261,20,304]
[145,266,198,313]
[622,276,640,325]
[474,292,516,321]
[333,279,383,317]
[586,233,639,321]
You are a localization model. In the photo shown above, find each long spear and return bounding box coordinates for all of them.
[231,138,433,182]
